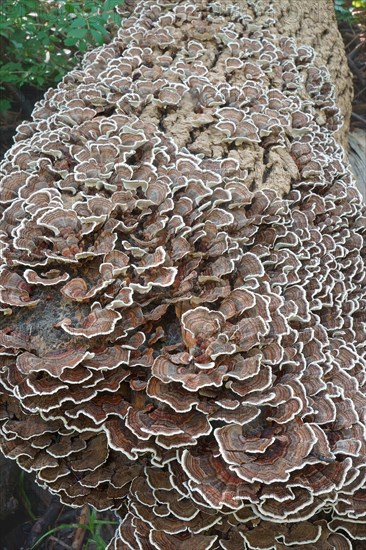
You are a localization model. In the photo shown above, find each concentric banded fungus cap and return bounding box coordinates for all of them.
[0,0,365,549]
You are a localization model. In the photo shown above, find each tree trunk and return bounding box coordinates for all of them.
[271,0,353,149]
[349,127,366,201]
[121,0,353,150]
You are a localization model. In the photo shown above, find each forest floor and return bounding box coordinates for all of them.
[0,457,118,550]
[0,13,365,550]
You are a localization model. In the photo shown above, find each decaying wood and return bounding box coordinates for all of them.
[349,127,366,202]
[122,0,353,148]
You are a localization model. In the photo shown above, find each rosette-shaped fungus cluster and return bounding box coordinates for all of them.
[0,0,365,548]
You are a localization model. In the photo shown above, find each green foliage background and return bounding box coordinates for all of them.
[335,0,366,21]
[0,0,123,114]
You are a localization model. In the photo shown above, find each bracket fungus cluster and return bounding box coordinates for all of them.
[0,0,365,549]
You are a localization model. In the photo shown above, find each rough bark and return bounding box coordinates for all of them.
[122,0,353,149]
[271,0,353,149]
[349,127,366,202]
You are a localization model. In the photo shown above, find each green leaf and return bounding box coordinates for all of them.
[69,16,88,28]
[84,0,99,12]
[78,40,88,52]
[68,27,88,39]
[64,2,75,14]
[90,29,105,43]
[98,11,110,23]
[89,19,108,33]
[104,0,123,9]
[64,36,79,46]
[108,12,121,24]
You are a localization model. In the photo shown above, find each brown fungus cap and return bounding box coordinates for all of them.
[0,0,366,549]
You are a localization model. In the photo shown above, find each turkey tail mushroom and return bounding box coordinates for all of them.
[0,0,365,549]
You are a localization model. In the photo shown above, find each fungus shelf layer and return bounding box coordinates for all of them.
[0,1,365,549]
